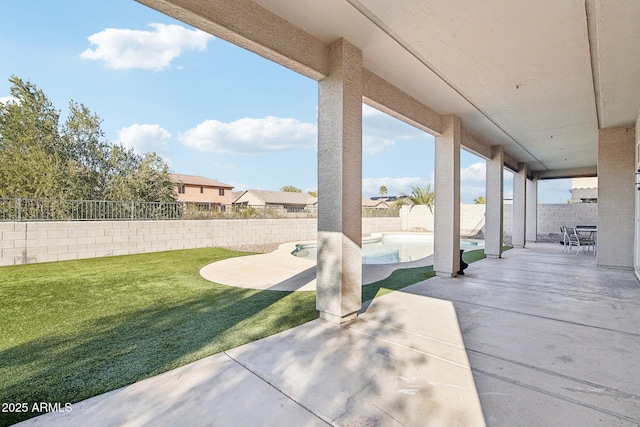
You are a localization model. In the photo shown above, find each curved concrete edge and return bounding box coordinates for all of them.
[200,240,438,292]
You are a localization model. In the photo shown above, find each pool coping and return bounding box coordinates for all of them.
[200,232,483,291]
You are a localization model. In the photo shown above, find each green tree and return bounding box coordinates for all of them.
[473,196,486,204]
[307,190,317,197]
[281,185,302,193]
[396,184,435,213]
[105,150,175,202]
[0,75,175,202]
[0,76,70,199]
[379,185,388,197]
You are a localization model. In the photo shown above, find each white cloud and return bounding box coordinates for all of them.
[362,177,431,196]
[362,104,431,155]
[0,96,19,105]
[118,123,171,154]
[461,185,486,200]
[363,135,396,155]
[460,162,486,182]
[80,23,214,71]
[179,116,317,154]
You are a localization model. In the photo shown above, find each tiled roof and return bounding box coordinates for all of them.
[170,173,233,189]
[242,189,317,205]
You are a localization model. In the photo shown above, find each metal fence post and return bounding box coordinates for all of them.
[131,201,135,221]
[17,198,22,222]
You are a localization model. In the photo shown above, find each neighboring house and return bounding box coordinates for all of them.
[169,173,234,205]
[362,197,390,209]
[570,177,598,203]
[234,189,317,213]
[370,195,405,204]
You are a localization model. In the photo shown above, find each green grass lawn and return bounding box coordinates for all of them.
[0,246,493,426]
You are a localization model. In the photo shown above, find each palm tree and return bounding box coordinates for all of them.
[379,185,388,197]
[396,184,435,213]
[474,195,486,204]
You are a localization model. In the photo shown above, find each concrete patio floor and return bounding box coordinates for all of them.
[17,242,640,426]
[406,242,640,426]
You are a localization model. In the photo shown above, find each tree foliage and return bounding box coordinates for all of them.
[396,184,435,213]
[281,185,302,193]
[473,196,486,204]
[379,185,388,196]
[0,76,175,202]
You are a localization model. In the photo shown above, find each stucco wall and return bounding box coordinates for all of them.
[598,126,635,269]
[0,217,402,266]
[177,184,233,204]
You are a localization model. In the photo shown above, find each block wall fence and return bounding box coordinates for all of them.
[0,203,597,266]
[401,203,598,240]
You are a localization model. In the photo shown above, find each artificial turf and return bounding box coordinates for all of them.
[0,246,494,426]
[0,248,318,426]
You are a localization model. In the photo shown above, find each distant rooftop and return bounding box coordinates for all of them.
[169,173,233,189]
[238,189,317,205]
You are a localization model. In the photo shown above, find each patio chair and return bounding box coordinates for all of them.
[566,227,596,255]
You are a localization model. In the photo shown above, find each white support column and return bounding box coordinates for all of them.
[434,115,461,277]
[512,163,527,248]
[485,146,504,258]
[526,176,538,243]
[316,38,363,324]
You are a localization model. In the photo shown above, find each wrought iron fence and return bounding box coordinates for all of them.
[0,198,400,222]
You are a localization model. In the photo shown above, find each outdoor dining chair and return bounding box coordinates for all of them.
[565,227,596,255]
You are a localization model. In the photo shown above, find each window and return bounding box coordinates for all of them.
[219,188,225,196]
[178,184,185,194]
[200,186,204,194]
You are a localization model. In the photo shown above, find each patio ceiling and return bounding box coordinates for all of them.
[138,0,640,177]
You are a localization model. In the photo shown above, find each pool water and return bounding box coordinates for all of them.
[292,233,481,265]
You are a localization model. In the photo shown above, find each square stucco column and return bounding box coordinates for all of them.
[485,146,504,258]
[434,115,461,277]
[526,177,538,242]
[598,126,635,269]
[316,38,363,324]
[512,163,527,248]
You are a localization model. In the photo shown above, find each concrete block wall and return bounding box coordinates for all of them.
[401,202,596,240]
[536,203,598,236]
[0,205,601,266]
[0,217,402,266]
[402,203,512,236]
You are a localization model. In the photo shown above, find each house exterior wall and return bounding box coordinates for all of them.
[176,184,233,204]
[233,192,265,206]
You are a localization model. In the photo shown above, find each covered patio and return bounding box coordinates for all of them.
[416,243,640,424]
[19,242,640,426]
[129,0,640,424]
[136,0,640,322]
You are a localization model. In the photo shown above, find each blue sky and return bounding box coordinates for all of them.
[0,0,572,203]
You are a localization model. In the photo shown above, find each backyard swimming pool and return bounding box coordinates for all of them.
[291,233,482,265]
